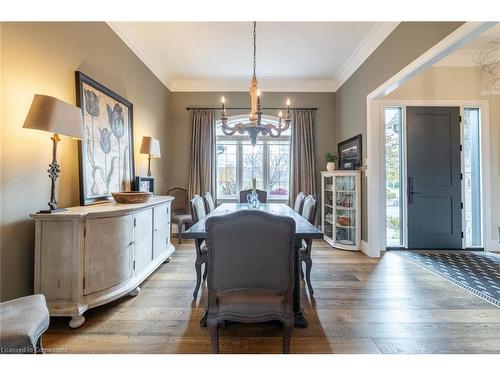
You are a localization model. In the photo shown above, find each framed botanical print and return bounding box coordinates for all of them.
[75,71,135,205]
[135,176,155,194]
[338,134,362,170]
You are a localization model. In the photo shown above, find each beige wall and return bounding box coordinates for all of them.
[167,92,336,198]
[0,22,171,301]
[385,66,500,246]
[335,22,464,241]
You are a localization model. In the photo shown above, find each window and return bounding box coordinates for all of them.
[384,107,404,247]
[216,115,291,201]
[463,108,482,247]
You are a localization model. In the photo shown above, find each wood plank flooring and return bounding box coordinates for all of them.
[42,240,500,354]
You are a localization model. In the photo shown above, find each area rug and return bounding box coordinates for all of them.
[397,251,500,308]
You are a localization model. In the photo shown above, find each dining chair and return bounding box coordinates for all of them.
[190,195,208,299]
[204,191,215,213]
[300,195,317,296]
[167,187,193,244]
[205,210,296,354]
[239,189,267,203]
[293,192,306,214]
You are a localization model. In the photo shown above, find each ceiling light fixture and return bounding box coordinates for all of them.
[220,22,291,146]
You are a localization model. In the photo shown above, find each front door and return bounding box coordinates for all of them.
[407,106,462,249]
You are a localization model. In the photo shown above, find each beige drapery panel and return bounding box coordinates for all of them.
[291,109,317,202]
[188,109,216,199]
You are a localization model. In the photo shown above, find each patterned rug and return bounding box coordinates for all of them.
[397,251,500,308]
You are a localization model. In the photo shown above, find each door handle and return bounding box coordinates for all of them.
[408,177,421,203]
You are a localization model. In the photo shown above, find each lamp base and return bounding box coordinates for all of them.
[37,208,68,214]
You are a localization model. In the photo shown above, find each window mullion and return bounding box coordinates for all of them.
[237,141,243,195]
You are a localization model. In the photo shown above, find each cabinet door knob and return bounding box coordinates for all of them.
[128,241,135,247]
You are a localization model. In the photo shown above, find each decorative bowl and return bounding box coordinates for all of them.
[112,191,152,204]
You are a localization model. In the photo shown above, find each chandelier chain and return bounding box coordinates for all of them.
[253,21,256,77]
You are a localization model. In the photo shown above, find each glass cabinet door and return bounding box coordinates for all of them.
[323,175,334,241]
[335,175,356,246]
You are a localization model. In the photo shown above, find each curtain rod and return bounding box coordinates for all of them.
[186,106,317,111]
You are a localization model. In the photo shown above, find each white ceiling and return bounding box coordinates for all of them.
[434,22,500,67]
[108,22,399,92]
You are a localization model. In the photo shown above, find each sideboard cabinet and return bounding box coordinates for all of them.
[31,196,175,328]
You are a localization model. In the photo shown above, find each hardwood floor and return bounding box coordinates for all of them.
[43,240,500,354]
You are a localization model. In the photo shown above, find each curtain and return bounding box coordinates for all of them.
[291,109,317,202]
[188,109,216,199]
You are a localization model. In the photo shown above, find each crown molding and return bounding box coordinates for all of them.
[335,22,400,89]
[107,22,169,86]
[169,78,338,92]
[108,21,399,93]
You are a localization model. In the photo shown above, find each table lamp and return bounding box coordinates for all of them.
[23,94,84,213]
[139,136,161,177]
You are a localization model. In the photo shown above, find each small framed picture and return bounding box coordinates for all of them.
[135,176,155,194]
[338,134,362,170]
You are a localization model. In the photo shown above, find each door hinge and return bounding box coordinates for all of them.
[460,144,463,152]
[459,115,462,123]
[133,260,136,270]
[460,173,463,180]
[133,218,137,227]
[83,226,86,237]
[461,202,464,209]
[461,231,464,238]
[83,277,86,290]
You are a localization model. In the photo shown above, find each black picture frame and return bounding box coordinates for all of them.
[75,71,135,205]
[338,134,362,170]
[135,176,155,194]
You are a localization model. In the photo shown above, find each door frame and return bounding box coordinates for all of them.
[378,100,490,250]
[365,22,496,257]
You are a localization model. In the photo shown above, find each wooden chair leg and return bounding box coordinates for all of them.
[193,261,202,299]
[300,261,304,280]
[282,322,292,354]
[208,320,219,354]
[177,223,183,244]
[305,258,314,296]
[202,263,207,281]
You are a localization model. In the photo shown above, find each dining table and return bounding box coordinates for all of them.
[183,202,324,328]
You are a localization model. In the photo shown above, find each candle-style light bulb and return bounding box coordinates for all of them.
[221,96,226,113]
[256,89,261,109]
[278,110,282,118]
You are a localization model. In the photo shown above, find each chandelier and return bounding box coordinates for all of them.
[220,21,291,146]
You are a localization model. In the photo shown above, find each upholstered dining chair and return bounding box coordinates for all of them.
[205,210,296,354]
[239,189,267,203]
[204,191,215,213]
[190,195,208,299]
[293,192,306,214]
[300,195,317,296]
[167,187,193,244]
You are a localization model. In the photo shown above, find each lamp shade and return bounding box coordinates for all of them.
[23,94,84,139]
[140,136,161,158]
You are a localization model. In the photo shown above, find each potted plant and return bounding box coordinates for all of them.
[325,152,339,172]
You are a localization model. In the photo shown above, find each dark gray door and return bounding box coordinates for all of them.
[407,106,462,249]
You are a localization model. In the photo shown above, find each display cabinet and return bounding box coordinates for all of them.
[321,170,361,251]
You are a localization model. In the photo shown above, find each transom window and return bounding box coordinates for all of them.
[216,115,291,201]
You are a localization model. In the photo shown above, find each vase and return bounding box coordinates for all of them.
[326,162,336,172]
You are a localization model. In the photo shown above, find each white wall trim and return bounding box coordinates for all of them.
[335,22,400,89]
[107,22,169,86]
[361,240,369,256]
[365,22,497,258]
[168,78,338,92]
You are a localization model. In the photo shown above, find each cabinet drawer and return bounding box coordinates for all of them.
[84,215,134,295]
